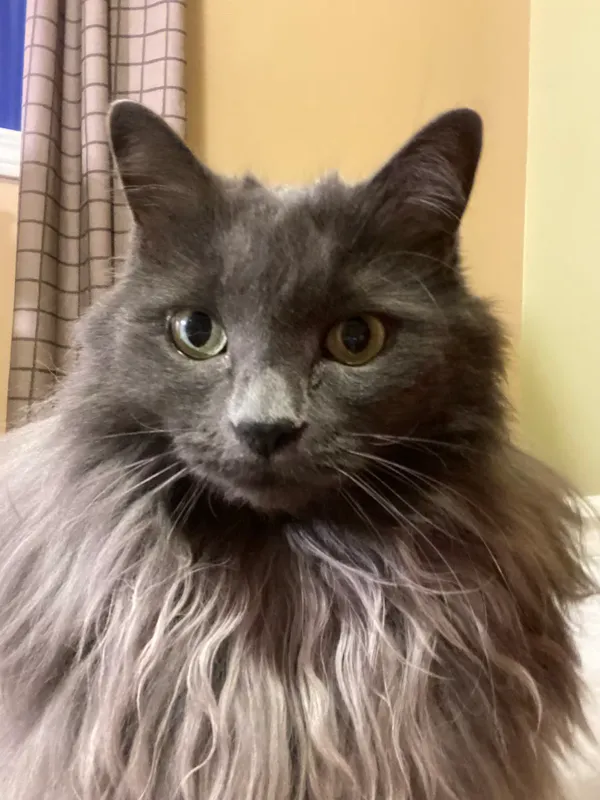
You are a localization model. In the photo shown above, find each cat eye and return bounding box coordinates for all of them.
[324,314,386,366]
[169,310,227,359]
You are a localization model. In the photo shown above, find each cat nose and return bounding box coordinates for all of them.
[233,420,305,458]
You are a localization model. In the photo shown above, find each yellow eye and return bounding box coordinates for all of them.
[325,314,386,366]
[169,310,227,359]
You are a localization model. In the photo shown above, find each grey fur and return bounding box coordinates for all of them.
[0,102,594,799]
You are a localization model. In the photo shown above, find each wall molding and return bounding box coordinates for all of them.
[0,127,21,179]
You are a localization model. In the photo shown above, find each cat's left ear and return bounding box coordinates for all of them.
[108,100,223,229]
[356,108,483,243]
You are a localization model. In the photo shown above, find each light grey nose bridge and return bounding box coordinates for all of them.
[228,368,305,428]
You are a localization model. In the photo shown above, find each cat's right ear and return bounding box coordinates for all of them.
[353,108,483,248]
[108,101,223,228]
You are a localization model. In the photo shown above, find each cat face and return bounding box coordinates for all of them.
[78,103,503,512]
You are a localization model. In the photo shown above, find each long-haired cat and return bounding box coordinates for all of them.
[0,102,594,800]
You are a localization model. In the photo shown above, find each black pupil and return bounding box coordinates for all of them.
[341,317,371,354]
[184,312,213,348]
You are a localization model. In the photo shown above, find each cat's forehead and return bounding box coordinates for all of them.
[216,175,348,294]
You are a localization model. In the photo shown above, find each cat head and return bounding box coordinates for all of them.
[73,102,505,513]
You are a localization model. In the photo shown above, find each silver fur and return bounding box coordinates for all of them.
[0,415,593,799]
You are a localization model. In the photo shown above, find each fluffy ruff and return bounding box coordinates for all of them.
[0,415,594,800]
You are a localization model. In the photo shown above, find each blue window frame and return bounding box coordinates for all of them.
[0,0,26,131]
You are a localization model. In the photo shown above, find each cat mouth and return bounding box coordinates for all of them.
[174,440,341,512]
[208,464,339,512]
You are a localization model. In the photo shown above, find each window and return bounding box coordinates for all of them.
[0,0,26,177]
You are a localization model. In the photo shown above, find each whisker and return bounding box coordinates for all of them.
[340,448,449,497]
[363,468,483,594]
[334,464,485,601]
[341,448,513,599]
[94,430,175,442]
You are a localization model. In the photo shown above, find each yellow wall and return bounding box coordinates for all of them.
[0,178,18,431]
[187,0,530,385]
[522,0,600,496]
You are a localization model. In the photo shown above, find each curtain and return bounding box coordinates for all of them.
[7,0,186,427]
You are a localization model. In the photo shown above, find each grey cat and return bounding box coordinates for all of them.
[0,102,593,800]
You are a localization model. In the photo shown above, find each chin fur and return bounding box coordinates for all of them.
[0,414,595,800]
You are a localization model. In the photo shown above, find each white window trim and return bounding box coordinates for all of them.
[0,127,21,179]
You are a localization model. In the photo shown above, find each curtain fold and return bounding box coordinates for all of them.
[7,0,186,427]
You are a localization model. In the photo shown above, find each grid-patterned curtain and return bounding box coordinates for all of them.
[7,0,186,427]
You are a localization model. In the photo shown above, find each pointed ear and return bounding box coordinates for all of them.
[357,108,483,244]
[108,100,223,228]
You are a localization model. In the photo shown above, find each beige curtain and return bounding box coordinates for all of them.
[7,0,186,427]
